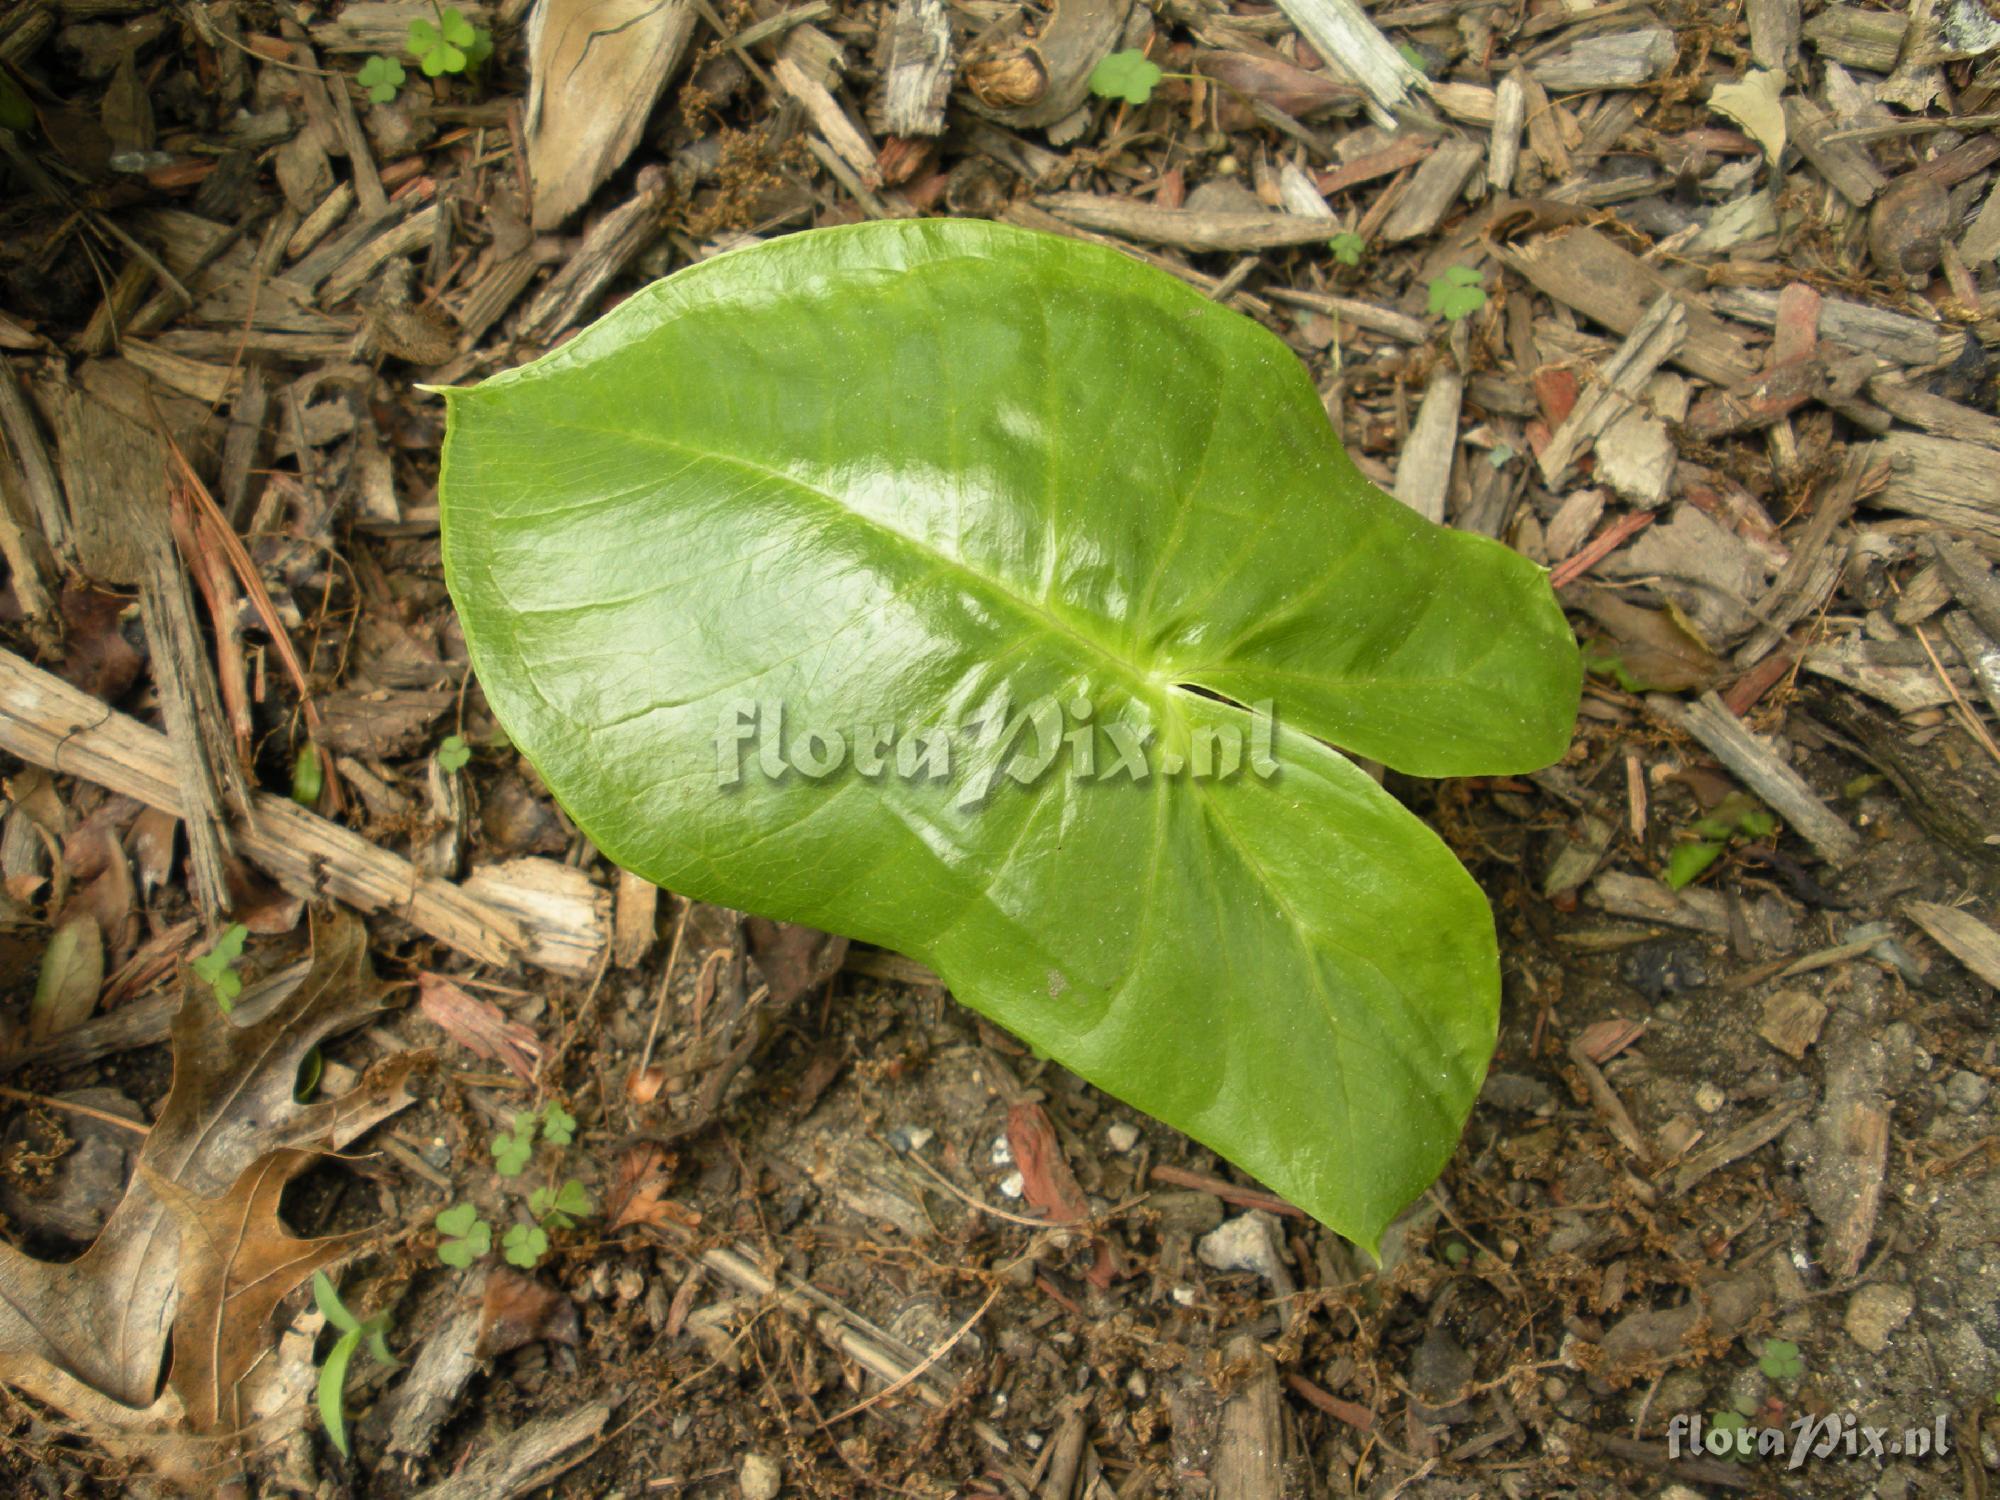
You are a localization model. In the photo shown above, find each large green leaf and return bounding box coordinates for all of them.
[438,220,1578,1249]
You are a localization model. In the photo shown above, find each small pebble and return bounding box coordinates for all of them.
[1105,1121,1141,1153]
[1844,1282,1915,1353]
[998,1170,1025,1199]
[890,1125,934,1153]
[1197,1211,1295,1294]
[738,1452,781,1500]
[1694,1083,1727,1114]
[1943,1070,1990,1115]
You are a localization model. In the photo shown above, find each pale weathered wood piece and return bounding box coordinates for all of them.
[1393,367,1463,524]
[0,648,608,974]
[1495,229,1760,387]
[882,0,954,137]
[524,0,698,230]
[1035,194,1360,251]
[1537,293,1684,482]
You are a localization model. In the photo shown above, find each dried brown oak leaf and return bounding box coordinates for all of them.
[146,1146,370,1434]
[0,911,415,1458]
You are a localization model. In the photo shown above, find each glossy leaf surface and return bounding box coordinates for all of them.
[439,221,1578,1248]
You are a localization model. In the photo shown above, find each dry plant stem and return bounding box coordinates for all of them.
[162,432,345,814]
[637,902,693,1079]
[0,1084,149,1135]
[1912,623,2000,767]
[818,1282,1001,1428]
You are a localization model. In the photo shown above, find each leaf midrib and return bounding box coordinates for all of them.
[531,414,1162,697]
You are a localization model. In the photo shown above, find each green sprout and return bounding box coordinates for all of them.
[1427,265,1487,322]
[191,924,250,1013]
[355,54,406,103]
[291,743,323,807]
[1090,49,1163,106]
[436,733,472,773]
[1328,231,1366,268]
[435,1201,492,1267]
[0,71,33,133]
[1665,792,1775,891]
[490,1110,537,1177]
[313,1273,397,1458]
[408,6,492,78]
[502,1222,550,1268]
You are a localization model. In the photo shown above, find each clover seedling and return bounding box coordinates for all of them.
[408,6,491,78]
[1758,1337,1804,1381]
[539,1100,576,1145]
[1428,265,1487,321]
[1328,230,1366,267]
[529,1177,593,1230]
[502,1222,549,1268]
[356,54,405,103]
[437,221,1579,1250]
[490,1110,537,1177]
[435,1201,492,1267]
[313,1273,397,1458]
[1089,49,1164,105]
[436,733,472,773]
[191,923,250,1013]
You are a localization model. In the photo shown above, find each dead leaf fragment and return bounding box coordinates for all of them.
[476,1266,580,1359]
[0,911,406,1436]
[148,1147,370,1434]
[605,1140,700,1231]
[1707,68,1786,163]
[30,913,103,1041]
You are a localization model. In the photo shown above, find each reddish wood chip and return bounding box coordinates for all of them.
[418,973,544,1084]
[1005,1100,1119,1289]
[1576,1016,1647,1064]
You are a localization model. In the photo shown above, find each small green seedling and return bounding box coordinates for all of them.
[1709,1407,1752,1463]
[355,54,405,103]
[292,743,323,807]
[313,1273,397,1459]
[540,1100,577,1146]
[436,733,472,773]
[1757,1337,1804,1381]
[502,1222,550,1268]
[1089,49,1163,106]
[435,1201,492,1267]
[529,1178,593,1230]
[408,6,492,78]
[1665,791,1775,890]
[1428,265,1487,321]
[0,71,32,133]
[490,1110,538,1176]
[1328,231,1366,268]
[191,923,250,1013]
